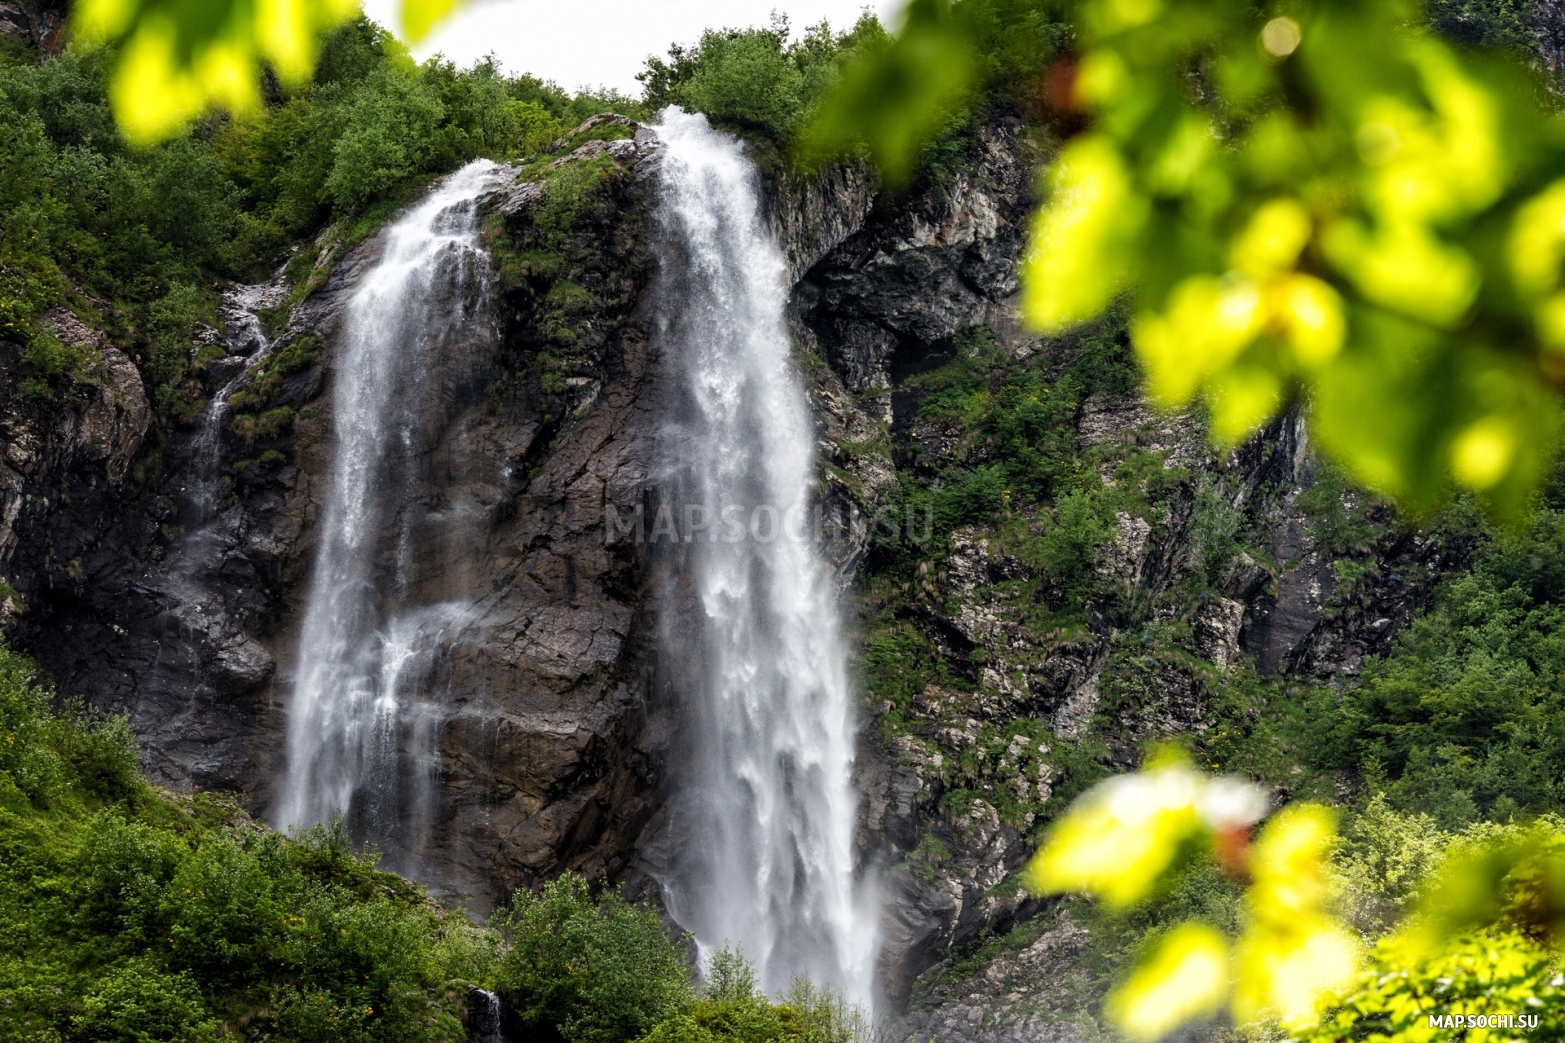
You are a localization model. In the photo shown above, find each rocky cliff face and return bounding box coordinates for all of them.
[0,107,1464,1034]
[1,310,150,635]
[0,0,67,53]
[762,115,1467,1033]
[2,121,671,908]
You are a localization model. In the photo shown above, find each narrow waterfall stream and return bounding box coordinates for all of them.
[275,159,499,870]
[651,110,880,1008]
[186,279,285,525]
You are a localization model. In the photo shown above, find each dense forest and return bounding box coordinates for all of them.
[5,0,1565,1040]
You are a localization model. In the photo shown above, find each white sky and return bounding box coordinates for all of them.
[359,0,905,95]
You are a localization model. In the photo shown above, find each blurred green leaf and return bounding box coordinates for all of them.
[71,0,362,143]
[400,0,463,43]
[797,0,978,188]
[68,0,477,145]
[825,0,1565,524]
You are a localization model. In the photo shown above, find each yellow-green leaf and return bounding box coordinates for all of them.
[1106,923,1230,1042]
[73,0,380,145]
[1022,134,1148,334]
[400,0,464,43]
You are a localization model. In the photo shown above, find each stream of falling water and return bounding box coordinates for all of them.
[275,159,498,866]
[188,280,285,520]
[651,109,880,1008]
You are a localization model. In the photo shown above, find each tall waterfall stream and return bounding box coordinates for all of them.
[651,109,880,1007]
[276,119,878,1005]
[276,159,499,871]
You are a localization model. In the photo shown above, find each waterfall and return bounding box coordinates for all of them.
[468,987,507,1043]
[185,279,285,521]
[650,109,880,1008]
[275,159,500,870]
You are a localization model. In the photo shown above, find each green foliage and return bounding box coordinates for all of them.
[1303,809,1565,1037]
[54,704,143,803]
[804,0,1070,187]
[1029,765,1355,1037]
[322,64,449,212]
[227,334,317,415]
[0,47,234,342]
[639,16,880,147]
[0,255,67,342]
[214,24,634,270]
[860,614,964,723]
[798,0,976,188]
[1332,796,1452,937]
[0,20,632,447]
[143,282,208,424]
[879,318,1133,555]
[493,873,691,1043]
[70,0,360,144]
[230,407,296,448]
[73,962,221,1043]
[947,718,1058,826]
[0,639,492,1043]
[1310,492,1565,827]
[0,644,68,806]
[532,158,616,250]
[822,0,1565,521]
[1185,478,1241,591]
[1300,930,1565,1041]
[1427,0,1538,52]
[635,954,877,1043]
[1296,463,1377,555]
[701,948,758,1005]
[17,329,86,399]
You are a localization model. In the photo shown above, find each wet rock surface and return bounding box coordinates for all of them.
[2,131,671,910]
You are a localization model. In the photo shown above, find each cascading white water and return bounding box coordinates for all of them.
[651,109,880,1009]
[275,159,499,863]
[180,278,285,525]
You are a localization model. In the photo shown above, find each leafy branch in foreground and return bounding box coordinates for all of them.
[1026,752,1565,1041]
[1024,751,1358,1040]
[68,0,470,145]
[811,0,1565,523]
[1023,0,1565,523]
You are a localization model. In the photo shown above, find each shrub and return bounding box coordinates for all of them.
[56,705,143,803]
[639,18,878,146]
[76,813,180,940]
[161,837,280,987]
[324,66,448,212]
[0,635,492,1043]
[19,329,83,386]
[494,873,692,1043]
[635,949,875,1043]
[143,282,209,425]
[231,407,296,447]
[678,29,808,138]
[0,643,65,805]
[270,985,379,1043]
[72,963,220,1043]
[1311,504,1565,827]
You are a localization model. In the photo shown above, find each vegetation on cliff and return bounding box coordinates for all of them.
[0,18,636,437]
[0,640,491,1043]
[855,295,1565,1034]
[0,641,877,1043]
[811,0,1565,520]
